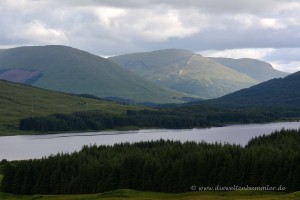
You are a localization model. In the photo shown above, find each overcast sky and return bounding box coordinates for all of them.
[1,0,299,72]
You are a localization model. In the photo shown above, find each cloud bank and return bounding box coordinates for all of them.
[0,0,299,72]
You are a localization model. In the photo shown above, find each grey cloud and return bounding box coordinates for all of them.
[264,48,300,62]
[54,0,300,15]
[0,0,300,72]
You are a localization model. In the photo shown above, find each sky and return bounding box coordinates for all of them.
[1,0,299,73]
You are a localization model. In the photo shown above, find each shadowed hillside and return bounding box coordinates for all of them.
[208,71,300,108]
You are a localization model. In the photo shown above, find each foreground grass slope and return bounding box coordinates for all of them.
[0,80,140,135]
[0,190,299,200]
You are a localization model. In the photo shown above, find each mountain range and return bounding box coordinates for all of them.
[0,46,289,103]
[110,49,288,99]
[0,45,189,104]
[1,67,299,135]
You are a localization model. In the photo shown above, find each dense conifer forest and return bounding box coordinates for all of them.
[19,106,300,132]
[1,129,300,194]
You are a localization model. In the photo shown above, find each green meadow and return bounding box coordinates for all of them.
[0,80,141,136]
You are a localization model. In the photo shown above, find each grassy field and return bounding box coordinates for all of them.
[0,81,142,136]
[0,189,299,200]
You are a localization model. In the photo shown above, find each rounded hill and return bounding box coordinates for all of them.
[0,45,188,103]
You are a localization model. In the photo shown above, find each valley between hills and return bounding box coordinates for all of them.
[0,45,298,136]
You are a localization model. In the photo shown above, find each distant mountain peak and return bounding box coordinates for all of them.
[209,57,288,83]
[149,48,194,54]
[110,50,258,99]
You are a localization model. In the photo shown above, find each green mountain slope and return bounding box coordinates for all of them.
[210,57,288,82]
[0,45,188,104]
[209,71,300,107]
[110,49,258,99]
[0,80,140,135]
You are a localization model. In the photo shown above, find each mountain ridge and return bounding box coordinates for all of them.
[110,49,258,99]
[0,45,190,104]
[209,57,288,82]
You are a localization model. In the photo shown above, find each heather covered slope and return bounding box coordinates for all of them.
[0,45,189,104]
[110,49,258,99]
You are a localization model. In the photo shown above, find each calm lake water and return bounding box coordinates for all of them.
[1,122,300,161]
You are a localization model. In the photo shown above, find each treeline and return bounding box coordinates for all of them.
[19,110,205,131]
[1,129,300,194]
[19,111,125,132]
[19,106,300,132]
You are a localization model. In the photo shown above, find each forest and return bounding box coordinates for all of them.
[1,129,300,194]
[19,106,300,132]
